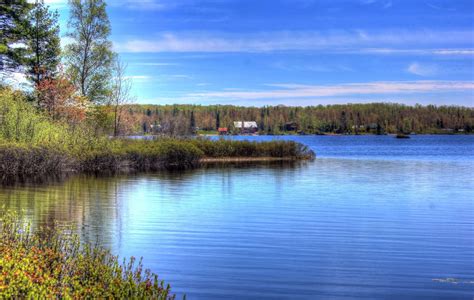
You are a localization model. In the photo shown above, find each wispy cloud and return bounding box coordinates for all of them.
[131,62,179,66]
[187,81,474,101]
[360,0,393,9]
[41,0,173,10]
[271,61,354,72]
[169,74,193,79]
[407,63,438,76]
[115,30,474,53]
[123,75,151,82]
[357,48,474,56]
[121,0,168,11]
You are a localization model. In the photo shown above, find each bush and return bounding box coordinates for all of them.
[78,139,204,173]
[0,142,69,183]
[0,210,176,299]
[190,138,315,159]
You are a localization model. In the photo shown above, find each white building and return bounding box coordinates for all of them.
[233,121,258,129]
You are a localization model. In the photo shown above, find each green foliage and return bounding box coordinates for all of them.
[78,139,204,173]
[0,0,32,75]
[25,0,61,85]
[190,138,315,159]
[0,87,107,153]
[65,0,114,103]
[0,88,69,145]
[0,210,175,299]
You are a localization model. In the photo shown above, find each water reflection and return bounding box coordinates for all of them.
[0,136,473,299]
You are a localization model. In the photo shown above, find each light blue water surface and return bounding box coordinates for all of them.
[1,135,473,299]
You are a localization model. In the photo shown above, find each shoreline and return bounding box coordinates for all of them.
[200,156,299,163]
[190,133,471,138]
[0,156,309,185]
[0,139,315,185]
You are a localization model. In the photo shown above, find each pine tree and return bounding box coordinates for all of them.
[65,0,114,103]
[0,0,31,76]
[190,111,196,133]
[25,0,61,86]
[215,111,220,129]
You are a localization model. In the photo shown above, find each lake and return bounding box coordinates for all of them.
[1,135,473,299]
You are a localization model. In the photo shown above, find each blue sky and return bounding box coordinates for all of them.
[47,0,473,106]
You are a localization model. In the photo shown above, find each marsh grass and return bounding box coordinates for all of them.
[0,210,176,299]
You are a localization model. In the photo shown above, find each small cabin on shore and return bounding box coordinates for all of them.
[233,121,258,134]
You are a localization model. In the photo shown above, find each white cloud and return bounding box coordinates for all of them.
[407,63,438,76]
[433,49,474,56]
[115,30,474,53]
[186,81,474,101]
[357,48,474,56]
[0,72,31,89]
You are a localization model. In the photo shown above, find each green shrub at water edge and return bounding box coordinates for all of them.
[190,138,315,159]
[0,210,176,299]
[0,142,69,183]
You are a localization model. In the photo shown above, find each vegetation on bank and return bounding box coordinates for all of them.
[0,88,314,184]
[190,138,313,158]
[0,210,175,299]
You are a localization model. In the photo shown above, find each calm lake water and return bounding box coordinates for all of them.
[1,135,473,299]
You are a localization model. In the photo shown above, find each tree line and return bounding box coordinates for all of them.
[1,0,131,136]
[124,103,474,135]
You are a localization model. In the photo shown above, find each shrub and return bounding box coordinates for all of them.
[0,210,176,299]
[78,139,204,173]
[190,138,315,159]
[0,142,69,184]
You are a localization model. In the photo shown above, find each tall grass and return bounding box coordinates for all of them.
[0,210,175,299]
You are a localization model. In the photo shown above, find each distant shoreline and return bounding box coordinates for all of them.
[197,133,472,137]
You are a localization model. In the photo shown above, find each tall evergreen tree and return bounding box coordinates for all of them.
[215,111,220,129]
[0,0,31,76]
[190,111,196,133]
[25,0,61,86]
[65,0,113,103]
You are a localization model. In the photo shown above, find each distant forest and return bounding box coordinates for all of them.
[120,103,474,135]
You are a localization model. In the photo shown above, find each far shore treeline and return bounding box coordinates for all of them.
[123,103,473,136]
